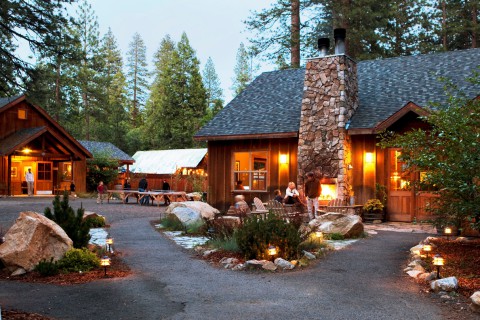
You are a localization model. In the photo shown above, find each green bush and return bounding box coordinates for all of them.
[83,215,106,228]
[159,214,185,231]
[234,213,302,260]
[204,218,237,241]
[326,233,345,240]
[35,258,60,276]
[44,192,91,248]
[58,248,100,272]
[298,233,328,252]
[207,237,240,252]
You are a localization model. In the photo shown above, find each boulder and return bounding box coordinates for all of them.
[170,207,203,227]
[166,201,219,220]
[0,211,73,272]
[82,211,105,222]
[430,276,458,292]
[303,250,316,260]
[274,258,295,270]
[470,291,480,313]
[309,213,364,238]
[407,270,423,278]
[186,192,203,201]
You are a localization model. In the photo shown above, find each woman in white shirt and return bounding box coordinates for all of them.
[284,181,300,204]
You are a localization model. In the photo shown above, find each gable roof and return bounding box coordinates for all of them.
[78,140,134,164]
[0,95,24,108]
[0,127,47,156]
[130,148,207,174]
[195,48,480,139]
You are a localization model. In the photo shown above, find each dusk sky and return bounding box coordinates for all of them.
[88,0,278,104]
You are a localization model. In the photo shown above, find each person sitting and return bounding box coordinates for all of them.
[234,194,250,216]
[273,189,283,203]
[284,182,300,204]
[235,180,245,190]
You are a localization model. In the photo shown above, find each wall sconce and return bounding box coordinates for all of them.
[100,256,111,277]
[433,254,444,279]
[365,152,374,164]
[106,236,114,253]
[267,245,277,261]
[279,154,288,164]
[422,244,432,258]
[22,148,31,154]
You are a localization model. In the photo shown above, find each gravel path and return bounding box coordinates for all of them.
[0,197,466,319]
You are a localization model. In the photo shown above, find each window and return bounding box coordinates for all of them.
[37,162,52,181]
[389,150,410,191]
[61,163,72,181]
[233,151,268,191]
[18,109,27,119]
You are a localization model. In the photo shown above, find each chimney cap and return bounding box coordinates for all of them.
[317,37,330,50]
[334,28,346,40]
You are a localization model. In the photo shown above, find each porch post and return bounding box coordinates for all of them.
[7,154,11,196]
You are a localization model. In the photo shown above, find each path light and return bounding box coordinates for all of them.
[100,256,111,277]
[268,245,277,261]
[315,231,323,240]
[106,236,114,253]
[444,227,452,240]
[433,254,444,279]
[422,244,432,258]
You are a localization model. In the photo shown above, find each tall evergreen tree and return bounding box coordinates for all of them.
[231,43,252,96]
[202,57,224,119]
[126,32,149,127]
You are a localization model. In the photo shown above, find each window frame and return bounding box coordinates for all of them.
[232,151,269,192]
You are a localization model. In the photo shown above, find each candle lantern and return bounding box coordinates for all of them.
[106,236,114,253]
[433,254,445,279]
[100,256,111,276]
[422,244,432,258]
[444,227,452,240]
[267,245,277,261]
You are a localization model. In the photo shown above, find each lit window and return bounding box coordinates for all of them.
[233,151,268,191]
[18,109,27,119]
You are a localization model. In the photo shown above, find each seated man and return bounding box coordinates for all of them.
[234,195,250,217]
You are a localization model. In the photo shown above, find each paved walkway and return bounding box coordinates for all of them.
[0,197,464,319]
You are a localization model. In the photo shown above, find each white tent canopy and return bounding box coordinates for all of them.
[130,148,207,174]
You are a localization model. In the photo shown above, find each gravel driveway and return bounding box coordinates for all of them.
[0,197,472,319]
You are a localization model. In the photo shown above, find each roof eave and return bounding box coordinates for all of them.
[194,132,298,141]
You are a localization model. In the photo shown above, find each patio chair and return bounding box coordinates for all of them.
[253,197,268,213]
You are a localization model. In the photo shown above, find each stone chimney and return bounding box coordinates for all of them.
[297,28,358,200]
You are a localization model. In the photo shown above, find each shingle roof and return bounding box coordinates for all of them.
[78,140,134,163]
[0,127,46,155]
[195,69,305,138]
[196,48,480,138]
[0,95,24,109]
[130,148,207,174]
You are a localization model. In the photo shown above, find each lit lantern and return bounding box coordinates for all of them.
[433,254,445,279]
[267,245,277,261]
[315,231,323,240]
[22,148,31,154]
[279,154,288,164]
[100,256,111,276]
[106,236,114,253]
[444,227,452,240]
[422,244,432,258]
[365,152,374,164]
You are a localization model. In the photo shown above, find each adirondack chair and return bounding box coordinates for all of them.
[266,200,288,220]
[326,198,349,213]
[253,197,268,213]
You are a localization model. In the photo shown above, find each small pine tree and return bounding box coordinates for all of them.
[44,192,91,248]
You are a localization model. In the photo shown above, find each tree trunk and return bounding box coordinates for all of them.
[472,2,478,48]
[442,0,448,50]
[55,56,61,122]
[290,0,300,68]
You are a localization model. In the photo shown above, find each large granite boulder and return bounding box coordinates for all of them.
[0,211,73,273]
[308,212,364,238]
[166,201,219,220]
[470,291,480,313]
[170,207,203,227]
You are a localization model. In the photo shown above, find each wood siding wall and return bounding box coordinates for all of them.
[207,137,298,211]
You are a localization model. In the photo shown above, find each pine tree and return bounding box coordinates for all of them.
[202,57,224,119]
[126,32,149,127]
[231,43,252,96]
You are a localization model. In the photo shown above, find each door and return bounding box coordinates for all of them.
[36,161,53,194]
[387,149,414,222]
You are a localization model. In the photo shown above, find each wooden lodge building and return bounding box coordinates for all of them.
[195,30,480,222]
[0,95,92,195]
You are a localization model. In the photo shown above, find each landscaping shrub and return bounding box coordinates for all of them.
[58,248,100,272]
[35,258,60,276]
[234,212,302,260]
[208,237,240,252]
[83,215,106,228]
[44,192,91,248]
[298,233,328,252]
[160,214,185,231]
[204,218,237,241]
[326,233,345,240]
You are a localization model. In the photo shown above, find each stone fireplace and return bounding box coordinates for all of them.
[297,29,358,201]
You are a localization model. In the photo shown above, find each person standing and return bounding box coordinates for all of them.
[25,168,34,196]
[162,179,171,206]
[138,177,149,205]
[304,172,322,220]
[123,178,131,203]
[97,181,105,204]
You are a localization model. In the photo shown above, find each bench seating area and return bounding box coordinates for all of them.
[318,199,363,215]
[106,189,188,206]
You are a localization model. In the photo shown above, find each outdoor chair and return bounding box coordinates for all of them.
[253,197,268,213]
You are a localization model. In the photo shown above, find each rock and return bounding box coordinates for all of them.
[166,201,219,220]
[0,212,73,272]
[186,192,203,201]
[170,207,204,227]
[274,258,295,270]
[232,263,246,271]
[309,213,363,238]
[303,250,316,260]
[245,259,277,271]
[405,261,425,273]
[409,244,424,255]
[454,237,468,243]
[407,270,423,278]
[417,273,430,282]
[220,257,239,266]
[262,261,277,271]
[82,211,105,222]
[203,249,217,257]
[425,272,438,281]
[470,291,480,313]
[11,268,27,276]
[430,277,458,292]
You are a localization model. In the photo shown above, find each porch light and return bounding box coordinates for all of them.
[422,244,432,258]
[433,254,444,279]
[22,148,31,154]
[279,154,288,164]
[365,152,374,163]
[267,245,277,261]
[100,256,111,276]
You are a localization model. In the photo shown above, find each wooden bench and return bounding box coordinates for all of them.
[318,199,363,215]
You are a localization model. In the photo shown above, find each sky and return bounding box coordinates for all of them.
[86,0,278,104]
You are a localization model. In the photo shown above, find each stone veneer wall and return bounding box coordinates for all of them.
[297,55,358,200]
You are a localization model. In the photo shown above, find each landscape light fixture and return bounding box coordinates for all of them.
[100,256,111,277]
[106,236,114,253]
[267,245,277,261]
[444,227,452,240]
[433,254,444,279]
[315,231,323,240]
[422,244,432,258]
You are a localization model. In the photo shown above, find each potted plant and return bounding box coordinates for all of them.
[362,199,385,222]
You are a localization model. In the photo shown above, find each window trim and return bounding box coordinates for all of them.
[232,151,269,192]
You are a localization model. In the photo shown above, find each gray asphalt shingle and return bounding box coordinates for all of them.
[78,140,133,162]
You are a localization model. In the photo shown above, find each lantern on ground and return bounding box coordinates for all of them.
[433,254,444,279]
[267,245,277,261]
[422,244,432,258]
[315,231,323,240]
[100,256,111,276]
[106,236,114,253]
[444,227,452,240]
